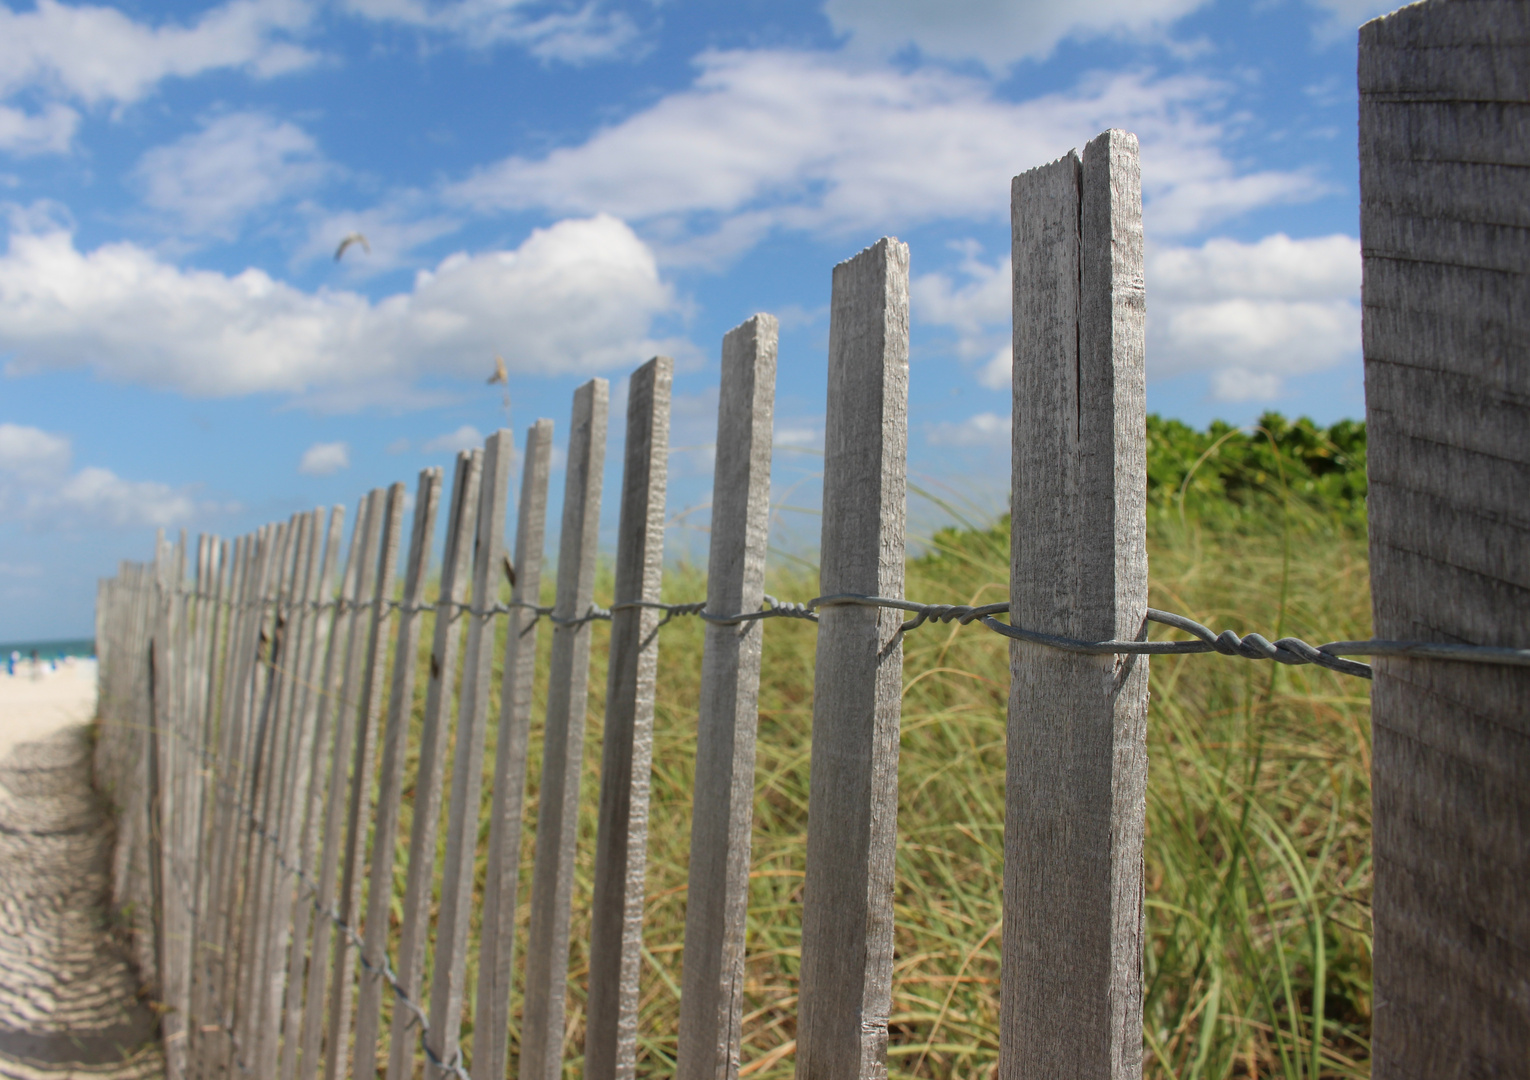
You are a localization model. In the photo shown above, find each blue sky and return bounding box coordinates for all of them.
[0,0,1392,640]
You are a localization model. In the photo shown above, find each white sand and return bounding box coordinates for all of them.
[0,660,98,763]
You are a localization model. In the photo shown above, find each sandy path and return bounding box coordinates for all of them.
[0,664,163,1080]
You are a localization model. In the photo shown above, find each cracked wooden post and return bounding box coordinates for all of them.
[521,378,609,1080]
[386,449,483,1080]
[353,467,444,1080]
[676,314,777,1080]
[1003,129,1148,1080]
[586,355,673,1080]
[795,237,910,1080]
[474,419,554,1080]
[1359,2,1530,1072]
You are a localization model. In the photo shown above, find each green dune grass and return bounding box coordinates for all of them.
[368,415,1373,1080]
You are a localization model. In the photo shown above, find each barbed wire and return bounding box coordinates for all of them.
[125,580,1530,681]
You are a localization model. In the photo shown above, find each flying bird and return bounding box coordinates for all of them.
[334,232,371,261]
[488,354,508,385]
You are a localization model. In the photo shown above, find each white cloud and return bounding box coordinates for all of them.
[912,232,1359,402]
[0,421,71,478]
[927,410,1008,447]
[298,440,349,475]
[0,102,79,155]
[0,561,43,578]
[825,0,1209,68]
[451,51,1323,257]
[0,0,315,108]
[1304,0,1401,44]
[134,112,327,237]
[422,425,483,454]
[0,422,207,528]
[0,213,680,407]
[1148,233,1361,400]
[341,0,639,62]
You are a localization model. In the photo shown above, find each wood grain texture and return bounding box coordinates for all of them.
[1002,130,1148,1080]
[288,491,385,1080]
[795,238,909,1080]
[1358,4,1530,1074]
[353,468,444,1080]
[586,357,673,1080]
[676,315,777,1080]
[521,379,609,1080]
[386,451,483,1080]
[475,419,555,1080]
[320,483,405,1080]
[426,431,515,1078]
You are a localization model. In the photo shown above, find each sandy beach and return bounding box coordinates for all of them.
[0,660,163,1079]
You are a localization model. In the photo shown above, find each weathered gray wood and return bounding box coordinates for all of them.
[352,467,443,1080]
[1358,4,1530,1074]
[271,506,346,1080]
[425,431,514,1077]
[676,315,777,1080]
[254,508,342,1078]
[586,356,673,1080]
[320,482,405,1080]
[385,450,484,1080]
[795,238,910,1080]
[234,517,303,1072]
[521,378,610,1080]
[474,419,555,1080]
[1002,129,1148,1080]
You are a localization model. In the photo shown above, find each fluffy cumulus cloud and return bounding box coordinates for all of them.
[913,233,1359,403]
[0,213,680,406]
[0,422,206,528]
[825,0,1209,68]
[926,410,1008,447]
[297,440,349,475]
[421,425,483,454]
[451,52,1323,258]
[340,0,640,62]
[134,112,328,237]
[0,0,315,154]
[1148,233,1360,400]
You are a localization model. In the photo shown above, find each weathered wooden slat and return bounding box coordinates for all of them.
[586,356,673,1080]
[425,431,514,1078]
[255,509,333,1077]
[253,511,334,1077]
[1358,4,1530,1074]
[676,315,777,1080]
[233,517,302,1072]
[474,419,555,1080]
[1003,129,1148,1080]
[272,506,347,1080]
[293,489,387,1080]
[320,482,406,1080]
[385,450,484,1080]
[352,467,444,1080]
[795,238,910,1080]
[521,378,610,1080]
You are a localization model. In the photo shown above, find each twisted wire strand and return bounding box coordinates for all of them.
[129,580,1530,681]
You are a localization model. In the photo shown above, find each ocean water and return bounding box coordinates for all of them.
[0,638,96,662]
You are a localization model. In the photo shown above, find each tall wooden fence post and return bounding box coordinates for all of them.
[353,467,444,1080]
[475,419,554,1080]
[795,237,910,1080]
[427,431,514,1077]
[1003,129,1148,1080]
[522,378,610,1080]
[676,314,777,1080]
[1359,2,1530,1072]
[387,450,484,1080]
[586,355,673,1080]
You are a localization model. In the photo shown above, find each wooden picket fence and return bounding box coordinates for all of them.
[92,5,1530,1074]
